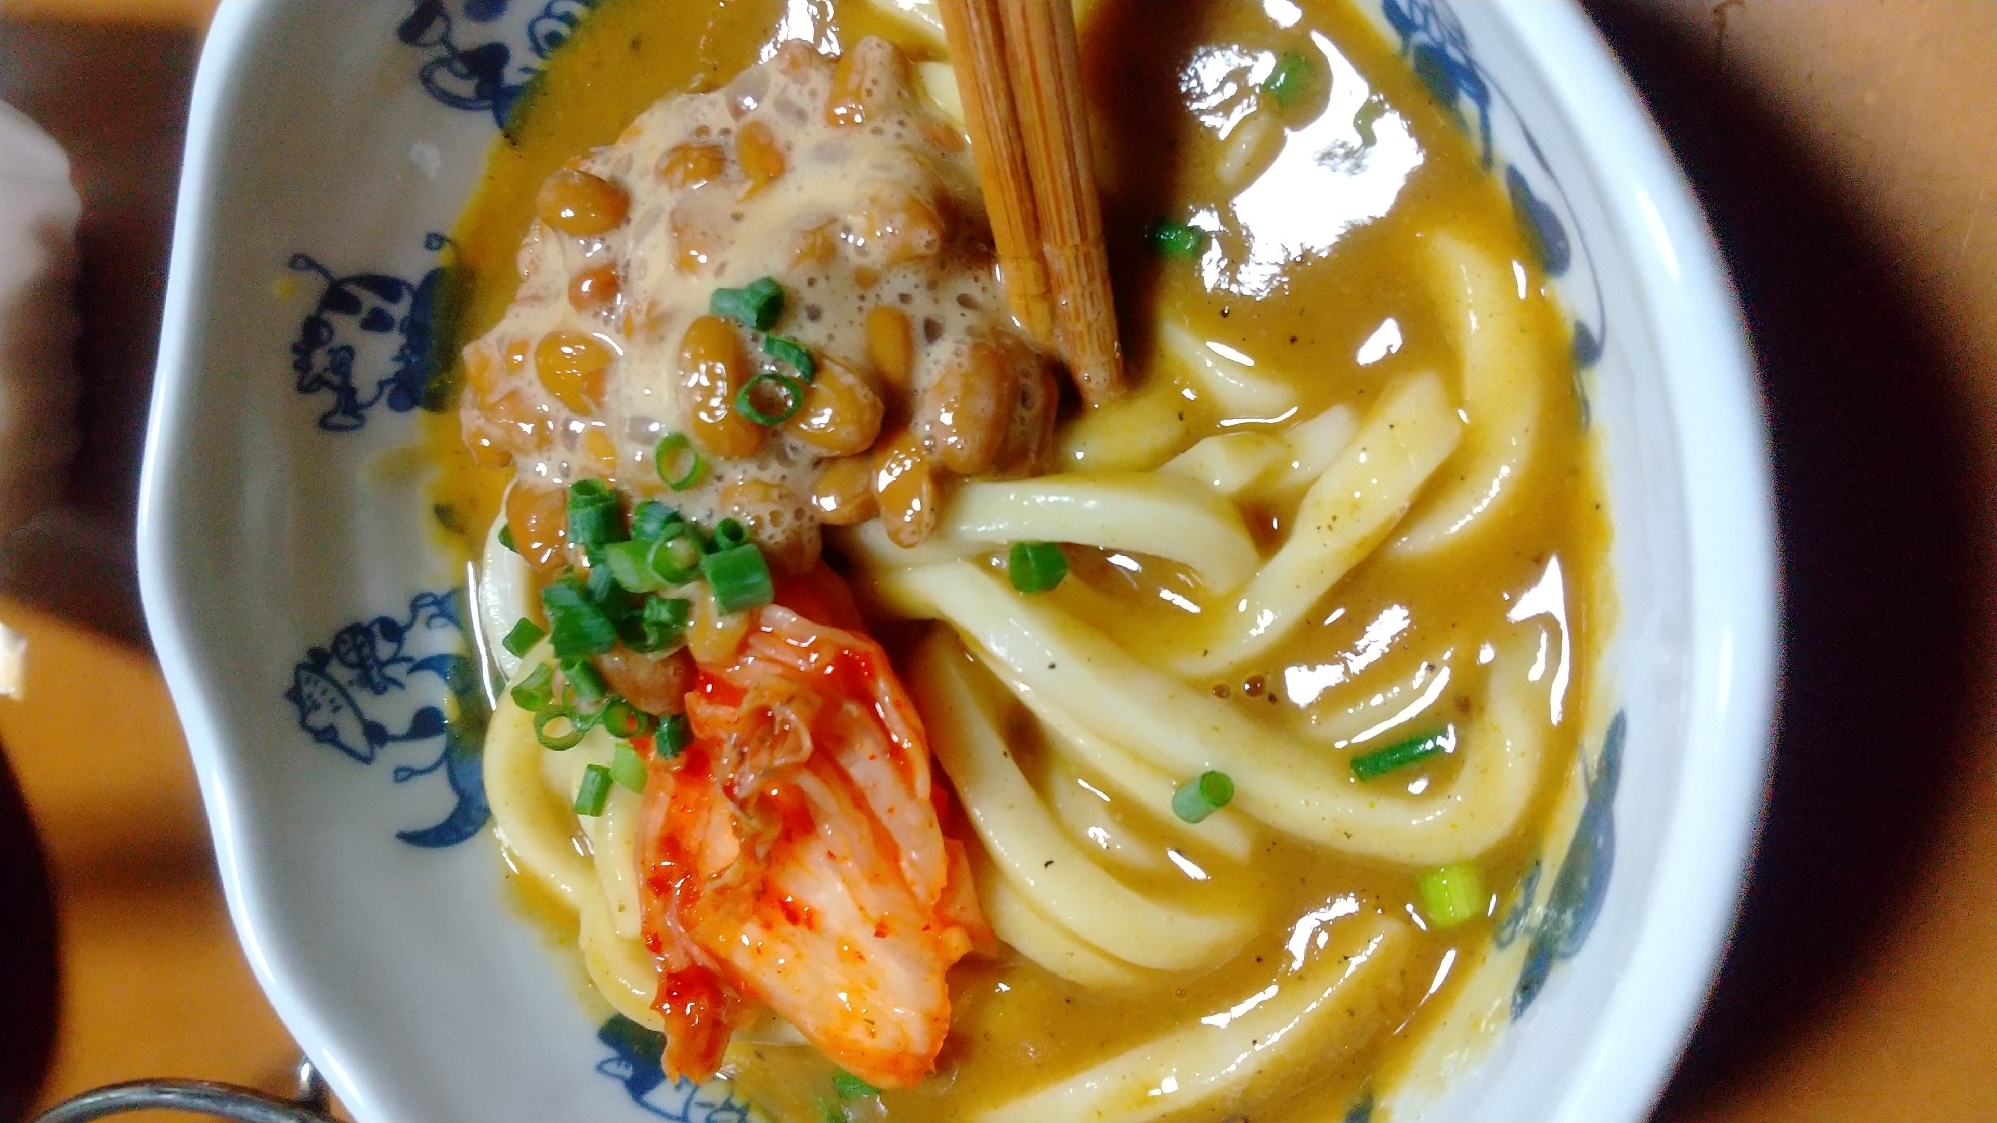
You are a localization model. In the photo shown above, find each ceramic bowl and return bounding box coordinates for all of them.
[138,1,1776,1120]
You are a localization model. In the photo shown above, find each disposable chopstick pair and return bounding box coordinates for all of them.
[939,0,1127,406]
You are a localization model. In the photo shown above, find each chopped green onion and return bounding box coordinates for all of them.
[712,517,750,552]
[655,432,706,491]
[603,539,668,593]
[762,334,818,381]
[611,742,649,792]
[1008,542,1069,594]
[734,370,808,426]
[501,618,546,659]
[1416,862,1485,929]
[574,763,614,816]
[534,704,586,751]
[631,499,681,542]
[832,1072,879,1099]
[1349,728,1452,781]
[710,276,784,330]
[645,596,693,630]
[657,712,694,759]
[510,663,555,712]
[631,595,694,652]
[1262,51,1314,107]
[498,523,517,552]
[560,682,608,730]
[566,479,625,548]
[702,543,776,614]
[561,657,610,706]
[647,529,706,586]
[587,562,629,611]
[602,699,656,740]
[1146,219,1209,258]
[542,575,618,658]
[1171,771,1235,824]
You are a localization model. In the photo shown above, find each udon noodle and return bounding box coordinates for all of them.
[426,0,1615,1119]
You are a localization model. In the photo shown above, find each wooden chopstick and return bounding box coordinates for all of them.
[941,0,1127,406]
[938,0,1055,348]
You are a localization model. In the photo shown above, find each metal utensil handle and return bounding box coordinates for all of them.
[30,1060,339,1123]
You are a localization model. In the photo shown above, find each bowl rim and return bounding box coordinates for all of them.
[1488,1,1777,1119]
[137,1,1779,1120]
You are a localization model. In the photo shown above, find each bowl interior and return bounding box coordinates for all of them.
[139,2,1773,1121]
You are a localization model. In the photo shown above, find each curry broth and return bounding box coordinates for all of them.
[428,0,1613,1119]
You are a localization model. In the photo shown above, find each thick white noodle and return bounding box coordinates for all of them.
[581,894,667,1029]
[1043,761,1174,875]
[541,725,646,941]
[914,61,964,126]
[939,473,1261,592]
[978,855,1147,989]
[477,501,535,681]
[1168,370,1460,678]
[1020,692,1258,863]
[1055,377,1196,472]
[980,915,1413,1123]
[488,644,665,1026]
[879,564,1548,865]
[1160,431,1287,496]
[1391,231,1544,556]
[911,633,1253,972]
[1261,402,1360,499]
[857,0,1101,50]
[485,646,594,908]
[1161,402,1357,501]
[1158,320,1299,418]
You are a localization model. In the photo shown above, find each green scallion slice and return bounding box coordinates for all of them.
[1416,862,1485,929]
[655,432,706,491]
[542,576,618,659]
[602,699,656,740]
[632,595,694,652]
[1262,51,1313,107]
[647,530,706,587]
[574,763,614,816]
[702,542,776,615]
[501,618,546,659]
[656,712,694,759]
[645,596,693,630]
[498,523,517,552]
[534,704,586,751]
[710,276,784,330]
[603,539,668,593]
[712,517,750,552]
[560,682,608,730]
[1146,218,1209,258]
[1171,771,1235,824]
[611,742,649,793]
[832,1072,879,1099]
[762,334,818,381]
[734,370,808,426]
[566,478,625,548]
[630,499,681,542]
[1008,542,1069,594]
[561,657,610,706]
[509,663,555,713]
[1349,729,1451,781]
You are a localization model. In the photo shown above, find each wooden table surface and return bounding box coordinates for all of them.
[2,1,1993,1120]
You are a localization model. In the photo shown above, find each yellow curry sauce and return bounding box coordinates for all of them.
[425,0,1613,1119]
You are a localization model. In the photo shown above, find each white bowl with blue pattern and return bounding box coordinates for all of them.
[138,1,1776,1120]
